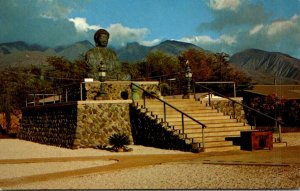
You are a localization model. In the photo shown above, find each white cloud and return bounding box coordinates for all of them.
[208,0,242,11]
[180,34,236,47]
[107,23,151,47]
[249,24,264,35]
[220,34,236,45]
[69,17,100,33]
[38,0,75,20]
[180,35,220,45]
[140,39,161,47]
[267,15,300,36]
[200,1,269,32]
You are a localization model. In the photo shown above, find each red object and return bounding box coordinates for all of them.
[240,131,273,151]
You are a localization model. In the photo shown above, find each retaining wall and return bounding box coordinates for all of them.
[18,100,133,149]
[18,103,78,148]
[200,97,247,124]
[74,100,132,148]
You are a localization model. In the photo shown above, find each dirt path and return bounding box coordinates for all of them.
[0,153,199,188]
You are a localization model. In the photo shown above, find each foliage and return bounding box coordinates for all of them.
[45,56,86,87]
[0,56,88,132]
[0,65,51,133]
[180,49,252,96]
[181,49,214,81]
[249,94,300,127]
[122,48,252,96]
[44,56,88,100]
[120,61,141,80]
[108,132,130,149]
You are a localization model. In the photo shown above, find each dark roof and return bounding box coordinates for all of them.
[244,85,300,100]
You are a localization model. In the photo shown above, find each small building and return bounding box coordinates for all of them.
[243,85,300,127]
[244,85,300,100]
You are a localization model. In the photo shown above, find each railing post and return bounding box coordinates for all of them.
[163,103,166,123]
[208,92,211,106]
[202,125,205,149]
[278,122,282,142]
[42,94,45,106]
[80,82,83,101]
[254,115,257,129]
[232,101,236,119]
[66,89,68,103]
[33,94,36,106]
[143,92,146,108]
[233,82,236,97]
[181,113,184,134]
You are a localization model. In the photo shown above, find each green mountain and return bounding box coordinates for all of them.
[117,40,204,62]
[0,40,204,69]
[2,41,299,85]
[230,49,300,84]
[55,40,94,61]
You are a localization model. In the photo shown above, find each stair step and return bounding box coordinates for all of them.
[189,140,234,147]
[134,98,249,153]
[205,123,246,128]
[186,131,241,138]
[161,116,231,121]
[192,136,226,142]
[204,141,234,147]
[168,119,237,125]
[204,145,241,152]
[154,113,225,118]
[148,108,220,116]
[146,106,213,111]
[173,126,250,133]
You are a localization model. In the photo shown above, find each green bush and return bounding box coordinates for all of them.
[108,132,130,149]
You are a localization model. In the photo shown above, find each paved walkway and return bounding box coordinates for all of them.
[0,146,299,188]
[190,145,300,166]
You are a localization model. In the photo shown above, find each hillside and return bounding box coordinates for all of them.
[230,49,300,84]
[116,42,150,62]
[55,40,94,61]
[0,41,48,55]
[1,41,300,85]
[0,40,204,69]
[115,40,204,62]
[0,51,54,69]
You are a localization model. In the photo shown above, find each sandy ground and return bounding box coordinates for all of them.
[0,139,187,160]
[0,132,300,189]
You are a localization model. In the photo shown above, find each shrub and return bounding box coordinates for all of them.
[108,132,130,149]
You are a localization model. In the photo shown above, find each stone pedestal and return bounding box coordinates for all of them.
[82,81,161,101]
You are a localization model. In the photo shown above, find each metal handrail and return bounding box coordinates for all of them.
[131,83,206,148]
[195,82,282,142]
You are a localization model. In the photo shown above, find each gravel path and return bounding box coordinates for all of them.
[11,162,299,189]
[1,132,300,189]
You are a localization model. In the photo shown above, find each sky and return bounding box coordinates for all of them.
[0,0,300,58]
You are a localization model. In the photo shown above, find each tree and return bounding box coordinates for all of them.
[0,65,51,133]
[0,56,89,133]
[180,49,252,96]
[120,61,141,80]
[181,49,213,82]
[249,94,300,127]
[145,51,181,95]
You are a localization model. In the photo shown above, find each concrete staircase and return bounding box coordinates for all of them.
[134,98,251,152]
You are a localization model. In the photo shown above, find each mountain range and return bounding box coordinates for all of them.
[229,49,300,84]
[1,40,300,84]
